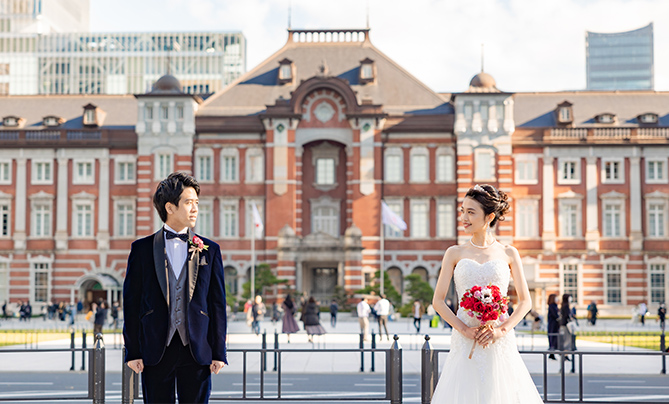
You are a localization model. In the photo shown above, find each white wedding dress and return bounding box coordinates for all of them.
[431,258,543,404]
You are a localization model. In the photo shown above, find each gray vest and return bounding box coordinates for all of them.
[166,257,189,346]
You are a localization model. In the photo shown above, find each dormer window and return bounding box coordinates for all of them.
[596,113,616,124]
[42,116,63,127]
[638,113,658,124]
[82,103,98,126]
[359,57,375,84]
[556,101,573,125]
[2,116,20,127]
[278,58,294,85]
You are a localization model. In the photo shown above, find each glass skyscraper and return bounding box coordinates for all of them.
[586,23,654,91]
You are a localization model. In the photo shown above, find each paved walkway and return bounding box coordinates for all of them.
[0,315,666,375]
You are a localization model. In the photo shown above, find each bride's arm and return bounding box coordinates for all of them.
[433,246,478,340]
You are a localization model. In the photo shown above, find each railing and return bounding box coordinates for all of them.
[547,127,669,142]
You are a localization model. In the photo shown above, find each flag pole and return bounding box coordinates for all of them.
[380,201,384,296]
[251,205,256,300]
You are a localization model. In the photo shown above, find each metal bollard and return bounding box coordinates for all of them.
[359,332,364,372]
[262,330,267,372]
[81,329,87,371]
[571,334,576,374]
[121,346,140,404]
[89,333,105,404]
[70,329,76,371]
[273,330,279,372]
[661,331,666,375]
[387,335,402,404]
[371,330,376,372]
[421,335,438,404]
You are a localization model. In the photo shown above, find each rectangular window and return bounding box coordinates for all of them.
[410,154,428,183]
[650,264,666,304]
[384,201,404,238]
[33,262,49,303]
[197,155,213,182]
[316,158,335,185]
[160,105,169,120]
[649,203,665,237]
[563,264,578,304]
[562,161,577,180]
[361,64,373,79]
[116,202,134,237]
[385,154,402,183]
[176,105,184,120]
[312,206,338,237]
[74,161,94,184]
[603,203,622,238]
[475,150,494,181]
[515,159,537,183]
[247,154,263,183]
[410,201,429,238]
[0,161,10,183]
[145,105,153,120]
[560,202,579,237]
[437,201,454,238]
[221,202,238,237]
[222,155,238,182]
[605,264,622,304]
[516,200,539,238]
[116,161,135,183]
[157,154,172,179]
[1,204,9,236]
[33,161,52,184]
[647,160,667,183]
[196,202,212,237]
[436,154,453,182]
[75,203,93,237]
[33,203,51,237]
[604,160,621,182]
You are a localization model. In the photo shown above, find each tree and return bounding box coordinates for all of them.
[356,270,402,309]
[241,263,288,299]
[397,274,434,317]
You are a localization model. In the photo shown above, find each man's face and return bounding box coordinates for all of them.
[165,187,199,231]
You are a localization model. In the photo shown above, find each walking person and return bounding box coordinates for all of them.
[1,300,7,320]
[559,294,575,361]
[110,301,120,329]
[374,294,391,341]
[302,297,326,342]
[251,295,266,335]
[94,301,107,335]
[638,302,648,326]
[658,302,666,331]
[357,297,371,341]
[547,294,559,360]
[281,295,299,343]
[123,172,228,404]
[587,301,598,326]
[329,299,338,327]
[412,299,424,334]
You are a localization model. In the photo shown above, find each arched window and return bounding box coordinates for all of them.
[412,267,428,283]
[224,266,238,295]
[386,267,403,294]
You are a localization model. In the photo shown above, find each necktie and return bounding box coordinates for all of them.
[165,229,188,243]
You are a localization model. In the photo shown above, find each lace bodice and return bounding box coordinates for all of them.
[454,258,511,327]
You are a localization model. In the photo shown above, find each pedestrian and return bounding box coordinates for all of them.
[412,299,424,334]
[1,300,7,320]
[76,299,83,321]
[374,294,391,340]
[547,294,559,360]
[302,296,326,342]
[271,301,280,323]
[94,301,107,335]
[638,302,648,326]
[329,299,339,327]
[122,172,228,403]
[559,293,575,361]
[587,301,598,326]
[251,295,266,335]
[24,301,32,322]
[110,301,120,329]
[357,297,371,341]
[281,295,299,343]
[658,302,666,331]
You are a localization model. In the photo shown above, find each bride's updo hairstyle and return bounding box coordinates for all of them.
[464,184,510,228]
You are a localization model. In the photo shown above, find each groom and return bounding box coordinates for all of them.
[123,172,227,403]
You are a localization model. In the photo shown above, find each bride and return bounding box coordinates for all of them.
[431,184,543,403]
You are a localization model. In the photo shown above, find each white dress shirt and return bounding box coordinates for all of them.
[164,224,188,278]
[357,301,371,318]
[374,298,391,316]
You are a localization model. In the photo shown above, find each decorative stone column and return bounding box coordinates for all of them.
[542,155,556,251]
[97,155,110,250]
[585,156,599,252]
[14,157,27,250]
[55,156,69,250]
[629,156,643,251]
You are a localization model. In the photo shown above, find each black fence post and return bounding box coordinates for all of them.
[571,333,576,374]
[661,330,666,375]
[81,328,87,371]
[121,346,140,404]
[359,332,364,372]
[262,330,267,372]
[387,335,402,404]
[273,330,279,372]
[90,333,105,404]
[421,335,438,404]
[70,329,75,371]
[371,330,376,372]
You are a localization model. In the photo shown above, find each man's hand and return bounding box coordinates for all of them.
[127,359,144,374]
[210,360,226,374]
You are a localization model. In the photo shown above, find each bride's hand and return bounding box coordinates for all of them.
[460,326,480,341]
[477,326,504,348]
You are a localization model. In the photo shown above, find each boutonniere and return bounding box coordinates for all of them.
[188,236,209,260]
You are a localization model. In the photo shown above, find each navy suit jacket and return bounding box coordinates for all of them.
[123,229,228,366]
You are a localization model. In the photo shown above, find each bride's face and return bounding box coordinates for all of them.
[460,197,491,234]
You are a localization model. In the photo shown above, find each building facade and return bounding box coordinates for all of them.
[586,23,654,91]
[0,28,667,317]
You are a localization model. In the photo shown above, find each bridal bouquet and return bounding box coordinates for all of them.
[459,284,509,358]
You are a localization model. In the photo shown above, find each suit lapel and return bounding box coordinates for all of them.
[153,229,169,304]
[187,229,199,302]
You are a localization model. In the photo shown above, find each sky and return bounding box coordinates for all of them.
[89,0,667,94]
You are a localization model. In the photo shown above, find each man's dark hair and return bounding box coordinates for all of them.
[153,172,200,223]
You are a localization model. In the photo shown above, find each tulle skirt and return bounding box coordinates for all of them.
[431,313,543,404]
[304,324,326,335]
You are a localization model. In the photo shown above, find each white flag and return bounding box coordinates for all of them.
[381,201,407,231]
[252,203,264,238]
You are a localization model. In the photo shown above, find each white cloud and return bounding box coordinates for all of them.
[90,0,669,92]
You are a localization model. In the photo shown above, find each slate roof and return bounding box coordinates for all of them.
[198,30,448,117]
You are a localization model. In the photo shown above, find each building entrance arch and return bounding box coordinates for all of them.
[74,273,122,310]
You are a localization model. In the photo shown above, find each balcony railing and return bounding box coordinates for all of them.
[547,127,669,143]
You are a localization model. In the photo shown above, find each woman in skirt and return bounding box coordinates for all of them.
[302,296,327,342]
[281,295,300,343]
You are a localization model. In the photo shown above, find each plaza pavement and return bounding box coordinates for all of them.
[0,314,666,376]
